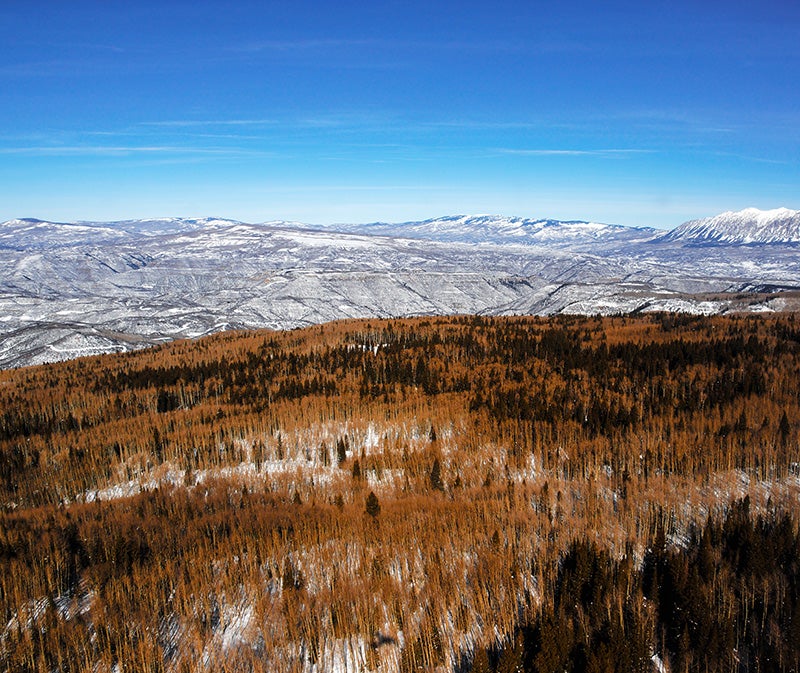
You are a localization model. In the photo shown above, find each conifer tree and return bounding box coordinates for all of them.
[470,647,491,673]
[336,437,347,464]
[779,410,791,445]
[365,491,380,517]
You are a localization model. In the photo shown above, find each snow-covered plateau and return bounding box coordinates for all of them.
[1,208,799,369]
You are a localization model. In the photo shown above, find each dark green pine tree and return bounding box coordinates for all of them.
[336,436,348,464]
[365,490,381,518]
[779,410,791,446]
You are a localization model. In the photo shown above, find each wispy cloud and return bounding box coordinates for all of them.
[232,38,379,53]
[86,129,267,141]
[7,37,127,53]
[137,116,388,133]
[0,145,273,157]
[710,151,790,166]
[139,119,279,128]
[496,148,654,157]
[424,120,548,130]
[232,37,528,54]
[0,59,92,77]
[271,184,452,192]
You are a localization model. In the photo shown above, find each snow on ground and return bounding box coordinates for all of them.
[3,211,800,370]
[76,418,443,505]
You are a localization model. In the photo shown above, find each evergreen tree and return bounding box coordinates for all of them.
[430,458,444,491]
[365,491,381,517]
[470,647,491,673]
[779,410,791,445]
[336,436,347,464]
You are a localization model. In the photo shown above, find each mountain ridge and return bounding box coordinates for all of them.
[1,207,799,369]
[313,214,660,249]
[658,207,800,245]
[7,206,800,248]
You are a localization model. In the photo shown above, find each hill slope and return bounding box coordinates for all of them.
[1,210,800,368]
[1,314,799,672]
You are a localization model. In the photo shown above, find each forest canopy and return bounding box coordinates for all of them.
[1,313,799,672]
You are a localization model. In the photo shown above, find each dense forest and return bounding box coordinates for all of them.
[1,313,799,672]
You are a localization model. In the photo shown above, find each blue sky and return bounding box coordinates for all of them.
[1,0,798,228]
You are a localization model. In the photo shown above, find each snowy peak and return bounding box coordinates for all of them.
[329,214,658,248]
[661,208,800,245]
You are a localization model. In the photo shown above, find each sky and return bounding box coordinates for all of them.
[1,0,799,229]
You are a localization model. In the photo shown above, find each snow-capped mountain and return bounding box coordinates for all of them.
[325,214,659,249]
[1,210,799,369]
[0,216,242,249]
[659,208,800,245]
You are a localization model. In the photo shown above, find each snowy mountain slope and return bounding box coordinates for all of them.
[321,214,660,250]
[658,207,800,245]
[0,218,132,249]
[0,216,243,250]
[1,210,799,368]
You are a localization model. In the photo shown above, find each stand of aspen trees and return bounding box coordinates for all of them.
[1,314,799,672]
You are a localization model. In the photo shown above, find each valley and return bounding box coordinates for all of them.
[2,208,800,370]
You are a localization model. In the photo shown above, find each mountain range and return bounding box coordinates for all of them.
[1,207,799,369]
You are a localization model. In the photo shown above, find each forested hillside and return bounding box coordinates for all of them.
[1,314,799,672]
